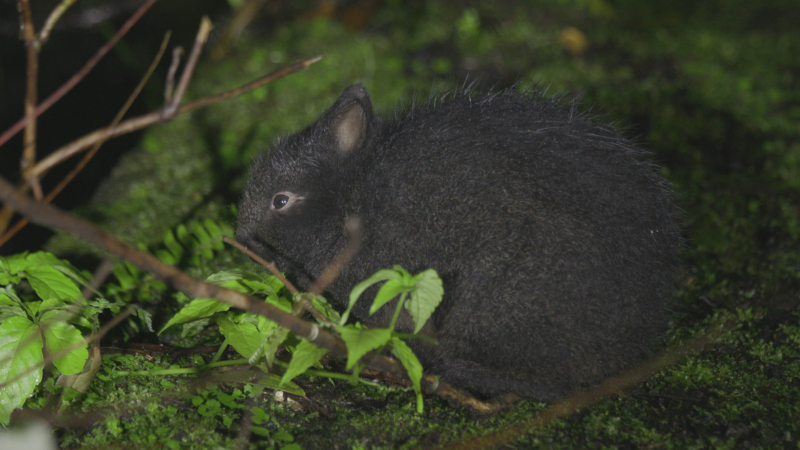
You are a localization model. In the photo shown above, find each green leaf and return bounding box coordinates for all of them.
[342,269,402,325]
[338,326,392,370]
[280,339,328,387]
[24,265,82,302]
[254,326,289,367]
[191,222,215,259]
[217,315,266,359]
[0,273,21,285]
[368,279,409,315]
[130,306,154,332]
[390,337,424,413]
[203,218,226,251]
[159,298,231,334]
[56,345,102,395]
[0,316,44,422]
[112,262,136,289]
[163,230,185,262]
[0,305,27,322]
[406,269,444,333]
[40,311,89,375]
[0,292,19,306]
[207,270,278,296]
[0,253,28,274]
[309,294,341,322]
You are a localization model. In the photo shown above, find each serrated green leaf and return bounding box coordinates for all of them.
[203,219,225,250]
[280,339,327,387]
[155,249,176,265]
[309,295,341,322]
[0,305,27,322]
[0,316,44,422]
[221,279,274,296]
[0,254,29,275]
[0,292,18,306]
[112,262,136,289]
[341,269,402,325]
[38,298,64,314]
[163,230,185,262]
[390,337,424,413]
[191,223,215,259]
[266,294,293,313]
[25,251,62,267]
[206,269,246,285]
[257,326,289,367]
[217,315,266,359]
[405,269,444,333]
[176,224,191,245]
[159,298,231,334]
[24,266,81,302]
[338,326,392,370]
[0,273,21,285]
[369,279,409,315]
[131,306,154,332]
[40,311,89,375]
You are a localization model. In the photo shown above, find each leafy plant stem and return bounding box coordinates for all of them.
[211,339,229,364]
[388,292,408,331]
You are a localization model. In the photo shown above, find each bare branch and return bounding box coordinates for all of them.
[161,16,213,119]
[37,0,79,47]
[26,56,323,179]
[19,0,39,189]
[308,216,362,295]
[165,47,184,103]
[0,31,172,248]
[0,0,159,151]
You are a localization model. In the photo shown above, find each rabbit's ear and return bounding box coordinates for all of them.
[329,84,373,156]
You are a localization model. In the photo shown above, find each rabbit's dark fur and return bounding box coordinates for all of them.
[236,84,680,401]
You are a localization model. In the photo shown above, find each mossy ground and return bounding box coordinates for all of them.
[17,0,800,447]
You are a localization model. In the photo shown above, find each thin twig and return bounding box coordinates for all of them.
[165,47,184,102]
[222,237,299,295]
[308,217,362,295]
[25,56,323,180]
[0,32,172,248]
[19,0,39,197]
[0,0,159,151]
[0,0,160,234]
[0,55,321,249]
[37,0,78,48]
[161,16,213,119]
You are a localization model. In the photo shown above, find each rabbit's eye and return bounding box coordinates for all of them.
[272,194,290,209]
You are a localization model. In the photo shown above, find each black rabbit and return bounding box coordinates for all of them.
[236,84,680,401]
